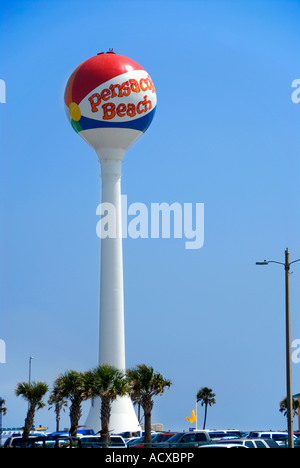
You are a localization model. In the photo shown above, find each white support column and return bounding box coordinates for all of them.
[85,149,141,435]
[98,157,125,370]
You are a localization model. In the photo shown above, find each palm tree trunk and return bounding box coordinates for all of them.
[203,404,208,429]
[23,405,35,438]
[143,396,153,448]
[101,396,111,447]
[55,403,60,432]
[144,411,152,447]
[69,397,82,437]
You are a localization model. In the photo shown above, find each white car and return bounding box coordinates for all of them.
[205,430,242,440]
[247,431,296,447]
[206,438,280,448]
[199,443,248,448]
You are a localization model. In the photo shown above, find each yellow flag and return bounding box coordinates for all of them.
[185,409,196,423]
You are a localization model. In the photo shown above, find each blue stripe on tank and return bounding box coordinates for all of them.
[78,107,156,133]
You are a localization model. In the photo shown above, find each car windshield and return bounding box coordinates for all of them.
[161,433,176,441]
[128,437,144,445]
[152,434,163,442]
[167,433,184,442]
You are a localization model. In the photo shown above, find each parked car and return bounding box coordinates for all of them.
[247,431,296,447]
[199,443,248,448]
[214,437,280,448]
[4,435,80,448]
[124,436,142,445]
[119,431,142,443]
[127,434,161,448]
[206,430,242,440]
[294,436,300,448]
[152,432,177,447]
[49,429,95,438]
[166,431,211,448]
[3,435,44,448]
[80,435,127,448]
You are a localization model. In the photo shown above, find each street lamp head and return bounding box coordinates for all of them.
[256,261,269,265]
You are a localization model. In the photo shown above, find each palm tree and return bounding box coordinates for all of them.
[279,397,300,419]
[15,381,48,438]
[126,364,171,448]
[53,370,88,437]
[85,364,128,445]
[196,386,216,429]
[48,390,68,432]
[0,397,7,446]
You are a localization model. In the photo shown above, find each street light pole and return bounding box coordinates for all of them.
[284,249,294,449]
[256,248,300,449]
[28,356,33,386]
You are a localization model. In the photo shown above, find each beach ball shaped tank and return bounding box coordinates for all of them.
[64,51,157,155]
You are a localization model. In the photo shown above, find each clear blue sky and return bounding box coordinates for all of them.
[1,0,300,433]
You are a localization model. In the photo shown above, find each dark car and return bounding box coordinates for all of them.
[151,432,177,447]
[166,431,211,448]
[80,435,126,448]
[294,436,300,448]
[127,434,157,448]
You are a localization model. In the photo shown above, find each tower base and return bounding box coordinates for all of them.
[85,395,141,435]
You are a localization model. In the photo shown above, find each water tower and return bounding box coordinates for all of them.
[64,51,157,434]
